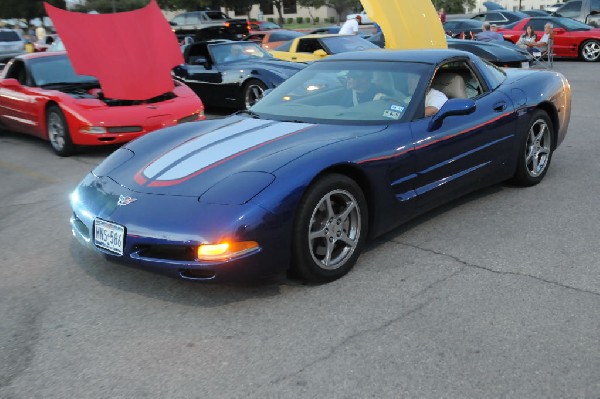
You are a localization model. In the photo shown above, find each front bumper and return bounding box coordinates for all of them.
[70,175,288,282]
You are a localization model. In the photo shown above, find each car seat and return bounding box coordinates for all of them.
[431,72,467,99]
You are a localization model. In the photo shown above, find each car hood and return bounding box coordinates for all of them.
[45,1,182,101]
[227,57,305,75]
[99,115,385,197]
[447,38,530,62]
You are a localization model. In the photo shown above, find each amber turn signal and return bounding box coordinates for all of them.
[197,241,259,261]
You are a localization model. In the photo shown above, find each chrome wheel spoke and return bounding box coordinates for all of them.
[309,229,326,240]
[308,188,361,271]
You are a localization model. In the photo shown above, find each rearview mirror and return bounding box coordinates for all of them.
[428,98,476,131]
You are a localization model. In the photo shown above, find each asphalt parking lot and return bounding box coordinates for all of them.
[1,60,599,398]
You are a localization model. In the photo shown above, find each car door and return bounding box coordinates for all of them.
[177,42,225,106]
[409,59,518,212]
[0,59,41,135]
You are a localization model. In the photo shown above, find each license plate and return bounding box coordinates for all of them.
[522,61,530,69]
[94,218,125,255]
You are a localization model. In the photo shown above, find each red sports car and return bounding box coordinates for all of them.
[499,16,600,62]
[0,52,205,156]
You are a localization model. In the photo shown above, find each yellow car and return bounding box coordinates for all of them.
[269,34,379,62]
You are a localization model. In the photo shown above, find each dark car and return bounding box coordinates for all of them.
[70,49,571,283]
[307,26,371,38]
[170,10,249,41]
[368,33,532,68]
[443,19,484,39]
[471,10,529,25]
[173,40,305,109]
[522,9,551,16]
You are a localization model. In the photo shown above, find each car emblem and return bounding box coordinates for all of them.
[117,195,137,206]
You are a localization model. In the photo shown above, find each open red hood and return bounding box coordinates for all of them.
[44,1,183,100]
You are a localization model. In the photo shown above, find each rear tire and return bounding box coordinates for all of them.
[511,110,553,186]
[47,105,75,157]
[580,39,600,62]
[291,174,368,283]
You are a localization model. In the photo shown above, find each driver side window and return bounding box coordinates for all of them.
[5,60,28,86]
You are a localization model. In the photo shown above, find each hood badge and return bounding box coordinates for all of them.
[117,195,137,206]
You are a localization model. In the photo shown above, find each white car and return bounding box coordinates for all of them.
[346,11,373,24]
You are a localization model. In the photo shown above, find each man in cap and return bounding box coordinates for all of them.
[339,14,361,35]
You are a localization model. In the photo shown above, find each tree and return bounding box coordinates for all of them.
[297,0,326,24]
[324,0,354,23]
[0,0,66,20]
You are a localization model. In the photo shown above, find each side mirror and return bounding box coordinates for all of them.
[313,49,328,58]
[428,98,476,131]
[0,78,21,88]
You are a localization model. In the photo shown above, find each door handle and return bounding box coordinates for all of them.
[493,101,507,112]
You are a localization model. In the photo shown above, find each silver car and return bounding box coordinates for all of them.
[0,28,26,63]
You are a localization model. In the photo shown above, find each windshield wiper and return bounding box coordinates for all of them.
[40,81,99,89]
[234,109,262,119]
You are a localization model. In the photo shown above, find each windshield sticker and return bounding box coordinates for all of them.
[390,104,405,112]
[383,109,401,120]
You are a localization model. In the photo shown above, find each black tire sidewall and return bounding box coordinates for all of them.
[47,105,74,156]
[291,174,368,283]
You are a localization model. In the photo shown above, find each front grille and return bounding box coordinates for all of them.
[107,126,143,133]
[135,245,196,261]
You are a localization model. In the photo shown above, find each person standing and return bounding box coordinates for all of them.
[438,8,446,23]
[35,24,47,44]
[339,14,361,35]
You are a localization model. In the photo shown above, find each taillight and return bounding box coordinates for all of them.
[224,21,230,27]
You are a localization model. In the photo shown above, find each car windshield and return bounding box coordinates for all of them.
[29,55,98,86]
[320,36,379,54]
[209,42,272,63]
[251,60,432,123]
[0,31,21,41]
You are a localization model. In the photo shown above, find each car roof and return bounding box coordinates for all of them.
[15,51,67,61]
[324,48,472,63]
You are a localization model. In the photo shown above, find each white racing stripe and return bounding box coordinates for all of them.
[145,120,312,182]
[143,118,271,179]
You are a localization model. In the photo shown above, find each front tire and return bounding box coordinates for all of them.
[241,79,267,110]
[580,39,600,62]
[512,110,553,186]
[291,174,368,283]
[47,105,75,156]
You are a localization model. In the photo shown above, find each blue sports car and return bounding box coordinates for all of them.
[70,49,571,283]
